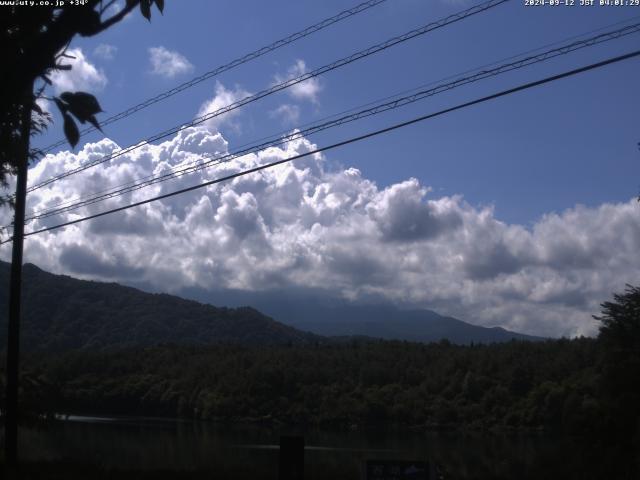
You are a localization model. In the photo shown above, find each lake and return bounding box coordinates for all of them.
[13,416,638,479]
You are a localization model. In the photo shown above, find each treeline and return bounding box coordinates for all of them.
[7,336,637,441]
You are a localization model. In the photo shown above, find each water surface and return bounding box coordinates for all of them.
[15,416,637,479]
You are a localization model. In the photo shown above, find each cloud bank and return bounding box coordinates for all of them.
[2,123,638,338]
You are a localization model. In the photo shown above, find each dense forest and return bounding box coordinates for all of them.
[7,336,637,445]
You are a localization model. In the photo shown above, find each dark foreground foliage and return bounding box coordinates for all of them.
[4,337,636,440]
[2,462,221,480]
[0,335,639,479]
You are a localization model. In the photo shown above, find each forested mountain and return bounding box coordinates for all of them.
[0,262,317,351]
[0,261,542,351]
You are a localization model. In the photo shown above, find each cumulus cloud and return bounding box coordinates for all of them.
[49,48,108,94]
[274,60,322,104]
[148,46,194,78]
[93,43,118,61]
[270,104,301,125]
[2,128,639,339]
[196,82,251,132]
[366,180,463,242]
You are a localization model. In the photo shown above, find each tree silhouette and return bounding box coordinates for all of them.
[594,285,640,440]
[1,0,166,466]
[0,0,165,205]
[596,285,640,349]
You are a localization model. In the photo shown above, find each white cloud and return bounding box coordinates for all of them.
[93,44,118,61]
[274,60,322,104]
[2,128,639,339]
[196,82,251,132]
[148,46,194,78]
[49,48,108,94]
[270,104,300,125]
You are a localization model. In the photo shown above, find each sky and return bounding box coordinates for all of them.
[1,0,640,337]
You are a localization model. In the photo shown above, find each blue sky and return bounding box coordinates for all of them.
[34,0,640,224]
[6,0,640,337]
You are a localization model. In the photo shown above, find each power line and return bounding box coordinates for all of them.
[23,0,509,195]
[233,13,640,147]
[28,0,508,192]
[23,21,640,223]
[221,13,640,146]
[37,0,390,154]
[2,48,637,245]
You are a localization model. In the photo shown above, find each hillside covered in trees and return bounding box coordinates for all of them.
[0,262,318,350]
[0,261,543,350]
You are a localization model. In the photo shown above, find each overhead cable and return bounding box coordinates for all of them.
[2,48,636,244]
[38,0,390,154]
[24,21,640,223]
[24,0,509,194]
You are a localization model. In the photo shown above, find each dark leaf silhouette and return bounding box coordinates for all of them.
[87,115,103,133]
[0,0,166,205]
[77,9,102,36]
[2,0,160,184]
[140,0,152,21]
[63,113,79,148]
[59,92,103,126]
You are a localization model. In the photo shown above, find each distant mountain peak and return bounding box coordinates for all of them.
[0,261,543,349]
[177,286,546,345]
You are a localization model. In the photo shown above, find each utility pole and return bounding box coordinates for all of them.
[5,82,33,467]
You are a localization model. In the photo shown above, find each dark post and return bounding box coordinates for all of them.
[4,83,33,467]
[279,435,304,480]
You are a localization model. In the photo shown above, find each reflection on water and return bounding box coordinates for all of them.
[15,416,639,479]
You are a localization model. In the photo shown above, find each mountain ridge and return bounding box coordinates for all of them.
[178,287,545,344]
[0,261,318,351]
[0,261,543,350]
